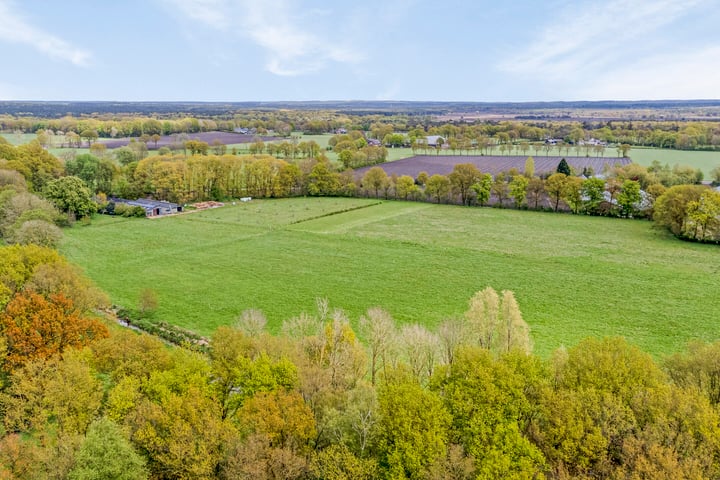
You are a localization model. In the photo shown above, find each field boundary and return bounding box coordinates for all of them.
[286,200,384,226]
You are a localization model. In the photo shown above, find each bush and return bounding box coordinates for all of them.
[112,204,146,218]
[128,206,146,218]
[12,220,63,247]
[113,203,129,216]
[116,307,207,351]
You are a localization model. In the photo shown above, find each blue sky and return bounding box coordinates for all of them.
[1,0,719,102]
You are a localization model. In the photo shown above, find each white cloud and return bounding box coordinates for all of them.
[499,0,705,79]
[0,0,91,66]
[578,45,720,100]
[161,0,231,30]
[160,0,359,76]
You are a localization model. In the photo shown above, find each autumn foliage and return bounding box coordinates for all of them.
[0,291,108,370]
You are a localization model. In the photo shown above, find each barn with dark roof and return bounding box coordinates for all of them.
[110,198,182,217]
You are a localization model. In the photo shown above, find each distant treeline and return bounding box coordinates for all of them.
[3,99,720,117]
[5,107,720,151]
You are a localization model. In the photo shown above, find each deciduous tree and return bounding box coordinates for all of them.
[25,261,109,313]
[394,175,416,201]
[425,174,450,204]
[524,156,535,178]
[69,417,148,480]
[491,176,509,207]
[616,179,642,217]
[685,189,720,240]
[43,176,96,219]
[471,173,492,206]
[509,175,529,208]
[377,377,450,479]
[359,307,396,385]
[362,167,388,199]
[448,163,481,206]
[526,177,545,210]
[12,219,63,248]
[581,177,606,215]
[653,184,704,237]
[545,173,567,211]
[0,292,108,370]
[433,348,546,478]
[561,176,584,214]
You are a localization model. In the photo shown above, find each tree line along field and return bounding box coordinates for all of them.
[4,130,720,174]
[60,197,720,357]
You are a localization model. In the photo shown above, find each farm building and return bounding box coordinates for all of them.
[426,135,446,147]
[111,198,182,217]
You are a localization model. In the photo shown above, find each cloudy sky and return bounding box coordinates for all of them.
[1,0,719,102]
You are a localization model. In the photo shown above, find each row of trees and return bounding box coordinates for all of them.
[360,163,649,217]
[1,135,717,243]
[5,108,720,151]
[2,244,720,478]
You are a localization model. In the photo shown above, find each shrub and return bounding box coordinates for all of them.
[13,220,63,248]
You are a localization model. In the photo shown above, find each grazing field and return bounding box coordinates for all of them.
[0,132,38,145]
[629,147,720,175]
[355,155,631,177]
[61,198,720,357]
[100,131,275,149]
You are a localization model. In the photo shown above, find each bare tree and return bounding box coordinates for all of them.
[437,317,467,366]
[360,307,397,385]
[498,290,532,354]
[400,324,440,383]
[465,287,500,349]
[464,287,532,355]
[235,308,267,337]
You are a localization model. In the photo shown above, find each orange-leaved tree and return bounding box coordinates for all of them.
[0,291,108,371]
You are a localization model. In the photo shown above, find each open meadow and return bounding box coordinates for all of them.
[60,197,720,357]
[629,147,720,175]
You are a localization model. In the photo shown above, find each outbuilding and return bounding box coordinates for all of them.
[111,197,183,217]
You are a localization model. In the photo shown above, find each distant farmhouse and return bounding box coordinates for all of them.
[111,198,182,217]
[426,135,446,147]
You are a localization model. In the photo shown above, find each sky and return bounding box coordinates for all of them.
[1,0,719,102]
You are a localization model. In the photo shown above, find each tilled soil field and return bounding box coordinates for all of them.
[355,155,631,177]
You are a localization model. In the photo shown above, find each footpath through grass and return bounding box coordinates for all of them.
[61,198,720,357]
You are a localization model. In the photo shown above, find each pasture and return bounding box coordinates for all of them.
[629,147,720,176]
[60,198,720,357]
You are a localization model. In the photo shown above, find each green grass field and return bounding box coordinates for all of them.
[60,198,720,357]
[629,147,720,176]
[0,133,37,145]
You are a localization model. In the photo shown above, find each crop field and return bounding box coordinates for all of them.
[355,155,631,177]
[60,197,720,357]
